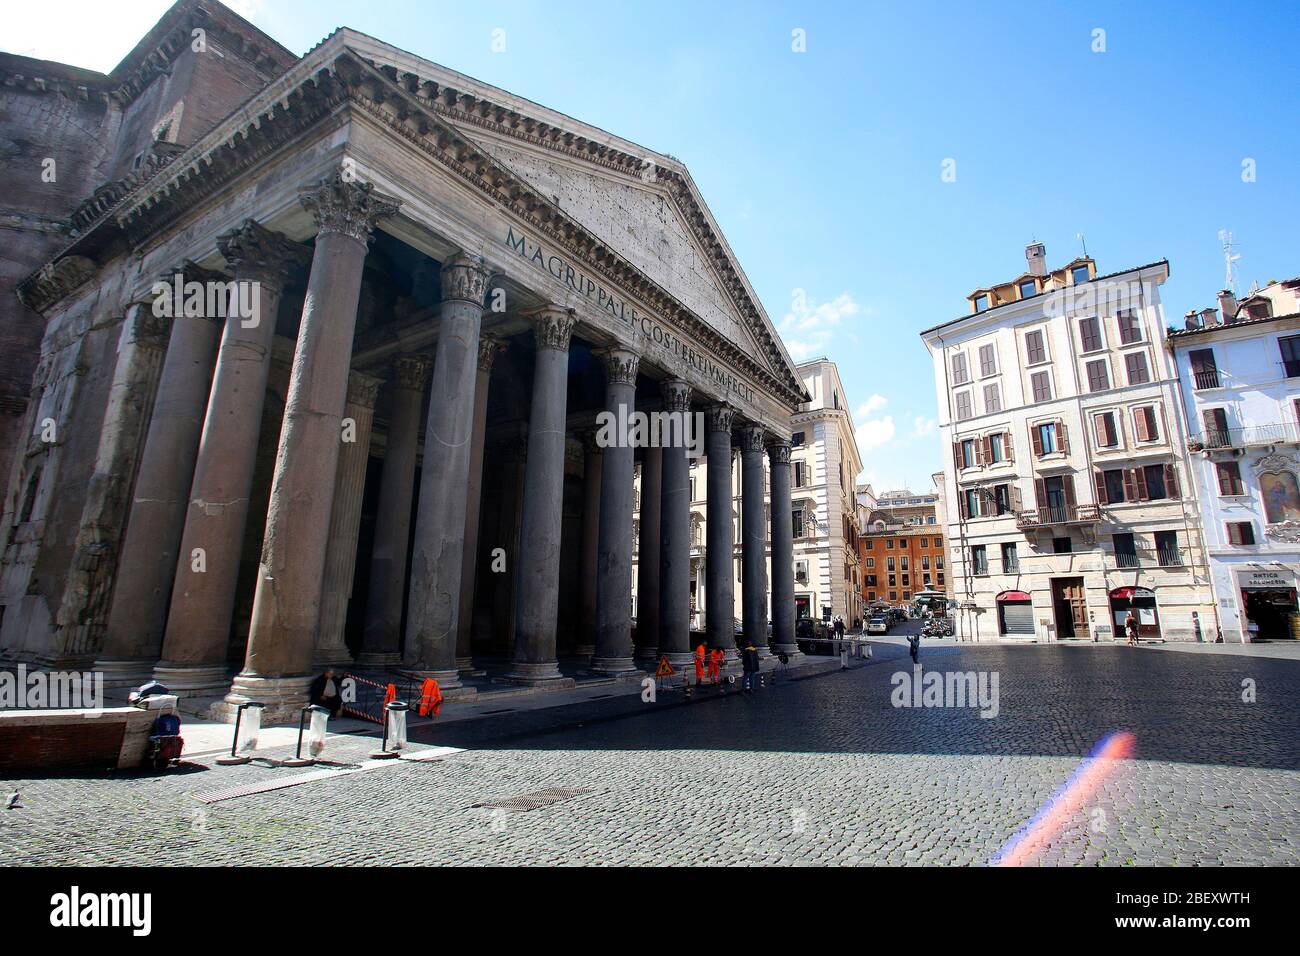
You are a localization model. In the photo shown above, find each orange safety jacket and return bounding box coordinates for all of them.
[417,678,444,717]
[694,645,706,680]
[707,649,724,680]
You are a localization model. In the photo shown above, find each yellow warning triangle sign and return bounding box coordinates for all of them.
[655,656,675,677]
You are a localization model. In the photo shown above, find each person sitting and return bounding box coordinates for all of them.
[309,667,344,719]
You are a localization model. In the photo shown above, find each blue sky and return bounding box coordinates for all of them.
[9,0,1298,492]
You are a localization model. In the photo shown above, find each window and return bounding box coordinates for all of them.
[920,538,929,548]
[1094,411,1119,448]
[983,383,1002,413]
[1086,359,1110,393]
[991,483,1013,516]
[970,545,988,575]
[955,391,973,421]
[1117,310,1143,344]
[1019,279,1036,299]
[1189,349,1219,389]
[959,438,978,468]
[1098,464,1179,503]
[1053,536,1072,554]
[951,352,969,385]
[901,556,910,571]
[1143,464,1169,500]
[1202,408,1229,447]
[794,461,807,487]
[1079,316,1103,352]
[1030,371,1052,403]
[792,509,804,538]
[987,432,1007,463]
[1031,420,1066,456]
[979,344,998,376]
[1097,468,1126,505]
[887,539,894,548]
[1226,521,1256,546]
[922,554,930,569]
[1124,351,1151,385]
[1216,461,1244,496]
[791,431,805,447]
[1071,264,1090,285]
[865,557,875,568]
[1155,530,1179,567]
[974,294,989,312]
[963,488,982,519]
[1113,532,1138,568]
[937,556,945,570]
[1025,329,1047,364]
[888,575,896,587]
[1281,336,1300,378]
[1001,542,1019,572]
[1133,406,1160,443]
[887,556,896,571]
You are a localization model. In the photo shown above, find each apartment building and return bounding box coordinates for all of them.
[857,486,947,607]
[1168,278,1300,641]
[922,243,1215,642]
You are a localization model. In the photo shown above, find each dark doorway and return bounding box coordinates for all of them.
[1051,577,1086,638]
[1243,588,1298,640]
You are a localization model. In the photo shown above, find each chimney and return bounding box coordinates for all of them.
[1217,289,1238,323]
[1199,308,1219,328]
[1026,242,1047,277]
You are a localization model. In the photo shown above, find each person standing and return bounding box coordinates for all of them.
[741,640,760,692]
[907,633,920,665]
[1124,610,1139,645]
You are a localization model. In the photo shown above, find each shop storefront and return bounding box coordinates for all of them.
[996,590,1034,637]
[1109,586,1160,640]
[1236,567,1298,640]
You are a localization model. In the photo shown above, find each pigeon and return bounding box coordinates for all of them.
[4,791,21,809]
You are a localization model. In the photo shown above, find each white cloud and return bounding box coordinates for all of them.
[778,289,862,359]
[855,415,896,453]
[856,394,888,418]
[0,0,174,72]
[913,416,937,436]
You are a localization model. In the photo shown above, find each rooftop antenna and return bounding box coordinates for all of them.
[1076,232,1088,258]
[1218,229,1241,293]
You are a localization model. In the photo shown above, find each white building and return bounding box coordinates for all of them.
[922,244,1216,642]
[1168,278,1300,641]
[631,357,864,631]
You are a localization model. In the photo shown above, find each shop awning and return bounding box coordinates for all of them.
[1109,586,1155,600]
[996,590,1031,602]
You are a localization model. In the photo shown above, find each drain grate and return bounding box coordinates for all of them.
[474,786,593,812]
[193,767,358,804]
[480,708,514,715]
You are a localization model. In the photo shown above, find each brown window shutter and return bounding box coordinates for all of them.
[1063,473,1077,510]
[1034,477,1047,510]
[1134,466,1150,501]
[1122,468,1138,502]
[953,441,963,472]
[1058,420,1070,454]
[1030,422,1043,457]
[982,435,992,464]
[1134,409,1149,442]
[1146,407,1160,441]
[1094,470,1108,506]
[1003,432,1015,463]
[1164,462,1179,498]
[1011,484,1022,511]
[957,488,968,520]
[1216,463,1231,496]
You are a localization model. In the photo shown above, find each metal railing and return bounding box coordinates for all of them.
[1191,420,1300,450]
[1015,504,1101,529]
[1193,369,1221,389]
[1110,546,1184,570]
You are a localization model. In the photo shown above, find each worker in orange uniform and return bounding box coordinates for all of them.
[694,643,706,685]
[707,648,725,684]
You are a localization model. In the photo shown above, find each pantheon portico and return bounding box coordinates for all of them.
[1,17,808,719]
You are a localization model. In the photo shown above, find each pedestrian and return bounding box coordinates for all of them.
[741,640,760,692]
[694,643,706,684]
[1124,610,1139,646]
[834,616,844,638]
[907,633,920,664]
[707,647,724,684]
[309,667,344,718]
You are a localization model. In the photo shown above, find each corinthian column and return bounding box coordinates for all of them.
[576,430,603,658]
[314,370,383,668]
[768,438,799,657]
[592,347,640,676]
[635,446,662,664]
[739,424,770,657]
[506,307,576,684]
[154,221,307,696]
[705,403,736,655]
[456,333,506,674]
[223,173,399,720]
[359,354,432,666]
[657,379,693,665]
[403,253,490,688]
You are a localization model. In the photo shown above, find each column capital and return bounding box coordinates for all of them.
[440,252,491,305]
[597,346,640,386]
[660,378,692,412]
[299,171,401,246]
[477,334,508,371]
[393,353,434,391]
[347,370,384,409]
[217,219,310,286]
[526,306,576,353]
[705,402,736,434]
[766,439,792,464]
[738,424,767,453]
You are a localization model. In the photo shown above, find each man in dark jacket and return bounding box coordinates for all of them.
[309,668,344,718]
[741,641,761,692]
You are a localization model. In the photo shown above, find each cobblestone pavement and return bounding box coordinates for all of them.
[1,640,1296,866]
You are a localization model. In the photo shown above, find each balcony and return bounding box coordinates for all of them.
[1015,504,1101,530]
[1193,369,1221,389]
[1111,545,1184,570]
[1189,421,1300,452]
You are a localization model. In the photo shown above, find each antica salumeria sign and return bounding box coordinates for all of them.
[503,224,757,406]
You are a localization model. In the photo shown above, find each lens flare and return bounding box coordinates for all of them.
[991,730,1137,867]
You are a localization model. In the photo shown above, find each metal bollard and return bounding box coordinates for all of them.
[216,701,265,765]
[371,700,409,759]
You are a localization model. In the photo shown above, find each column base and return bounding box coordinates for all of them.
[93,657,159,689]
[571,644,595,659]
[590,656,643,677]
[152,662,233,699]
[312,650,355,671]
[354,651,401,670]
[633,645,659,666]
[212,673,314,725]
[501,660,575,687]
[400,665,463,690]
[756,646,774,659]
[771,644,803,661]
[456,656,486,677]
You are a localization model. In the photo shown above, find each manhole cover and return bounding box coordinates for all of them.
[474,787,593,812]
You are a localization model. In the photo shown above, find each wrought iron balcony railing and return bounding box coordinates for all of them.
[1015,504,1101,529]
[1189,420,1300,451]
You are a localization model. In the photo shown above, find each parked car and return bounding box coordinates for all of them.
[796,617,832,654]
[866,616,890,635]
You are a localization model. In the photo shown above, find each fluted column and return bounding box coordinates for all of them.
[154,221,306,696]
[576,430,603,658]
[223,173,399,719]
[314,371,383,668]
[403,253,490,688]
[635,446,662,664]
[358,355,432,666]
[739,424,770,658]
[98,262,225,681]
[705,403,736,655]
[768,438,799,657]
[506,307,576,684]
[592,347,640,676]
[456,334,505,674]
[657,379,693,664]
